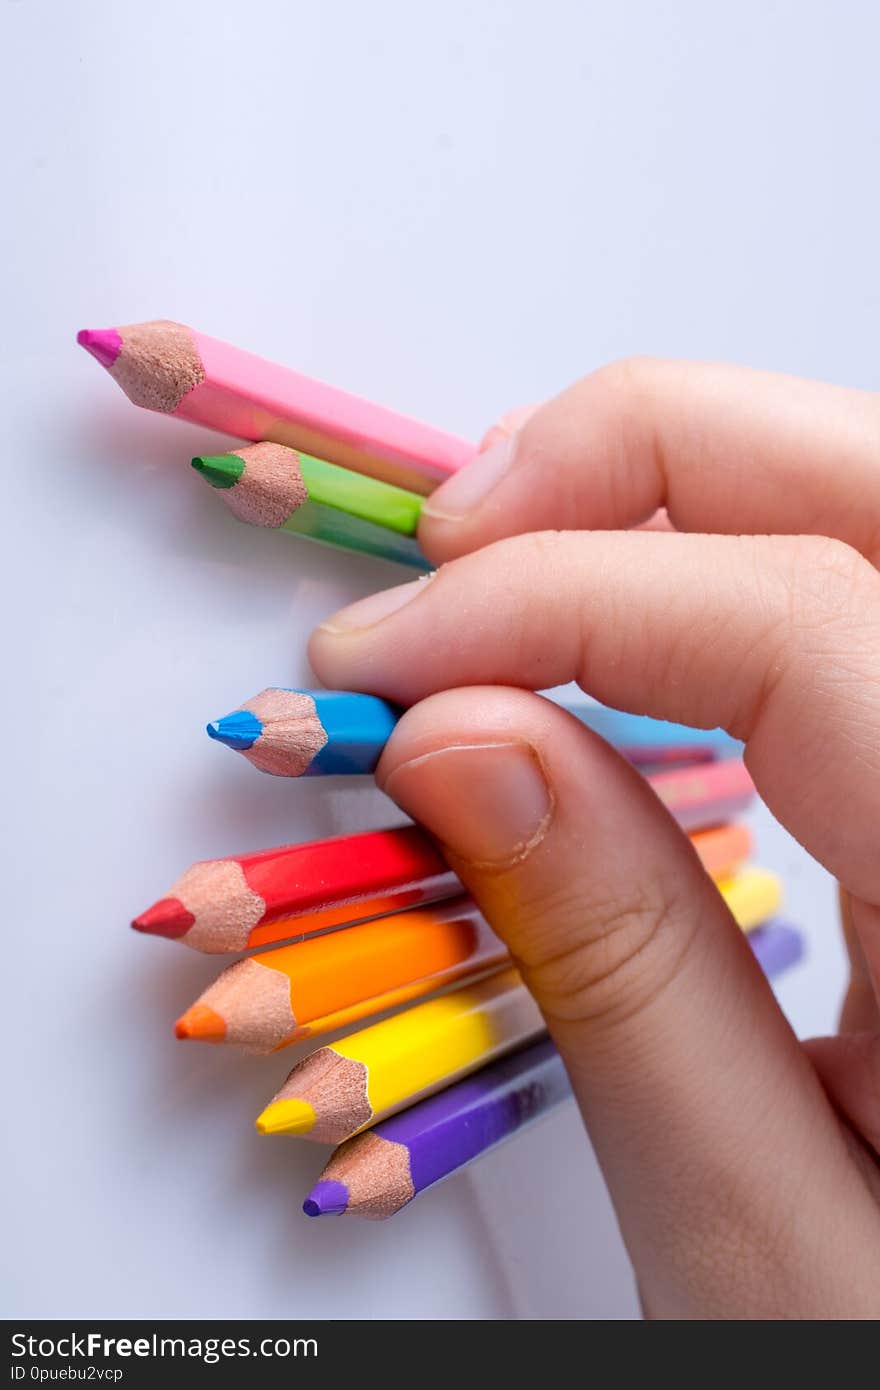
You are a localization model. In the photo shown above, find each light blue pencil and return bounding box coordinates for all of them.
[551,698,741,759]
[207,687,740,780]
[207,688,398,777]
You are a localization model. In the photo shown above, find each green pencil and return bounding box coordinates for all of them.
[192,442,428,569]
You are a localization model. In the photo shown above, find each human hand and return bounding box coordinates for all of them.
[309,359,880,1318]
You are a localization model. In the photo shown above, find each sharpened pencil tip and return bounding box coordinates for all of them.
[302,1180,349,1217]
[174,1004,226,1042]
[131,897,195,939]
[191,453,245,489]
[76,327,122,368]
[206,709,263,750]
[256,1099,317,1136]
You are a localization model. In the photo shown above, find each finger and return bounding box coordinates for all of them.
[805,1033,880,1160]
[635,507,675,533]
[481,401,675,533]
[478,404,539,453]
[839,891,880,1033]
[309,530,880,901]
[376,688,880,1315]
[419,360,880,564]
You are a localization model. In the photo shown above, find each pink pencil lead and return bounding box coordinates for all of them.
[76,327,122,369]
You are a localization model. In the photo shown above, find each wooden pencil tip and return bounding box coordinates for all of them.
[174,1004,226,1042]
[76,327,122,368]
[256,1099,316,1136]
[303,1180,349,1217]
[131,897,195,939]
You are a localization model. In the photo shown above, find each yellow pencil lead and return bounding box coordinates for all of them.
[256,1099,317,1136]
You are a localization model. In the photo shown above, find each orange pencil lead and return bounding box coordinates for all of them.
[174,1004,226,1042]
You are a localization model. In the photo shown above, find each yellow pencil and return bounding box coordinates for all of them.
[716,866,782,931]
[256,967,545,1144]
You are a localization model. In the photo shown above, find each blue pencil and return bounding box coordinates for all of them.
[207,689,399,777]
[207,687,742,779]
[552,699,741,759]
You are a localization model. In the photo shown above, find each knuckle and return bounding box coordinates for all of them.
[729,534,880,734]
[781,534,877,620]
[590,355,662,402]
[509,878,698,1030]
[773,535,880,672]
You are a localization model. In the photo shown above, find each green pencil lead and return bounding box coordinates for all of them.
[191,453,245,489]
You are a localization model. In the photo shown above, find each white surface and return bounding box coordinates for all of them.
[3,0,875,1320]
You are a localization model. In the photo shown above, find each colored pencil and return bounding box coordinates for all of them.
[208,687,743,780]
[205,684,755,809]
[173,896,505,1052]
[172,866,776,1053]
[620,744,716,770]
[206,689,400,777]
[715,866,782,932]
[77,320,472,494]
[131,825,457,953]
[560,702,741,760]
[303,1038,567,1219]
[690,822,752,881]
[303,921,805,1219]
[191,443,429,571]
[256,968,545,1142]
[131,820,752,954]
[649,758,754,831]
[747,919,805,977]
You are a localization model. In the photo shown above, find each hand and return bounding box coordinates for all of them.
[309,358,880,1319]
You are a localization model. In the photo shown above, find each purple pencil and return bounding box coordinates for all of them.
[303,920,805,1220]
[747,919,805,978]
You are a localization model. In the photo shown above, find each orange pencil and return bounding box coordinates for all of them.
[691,823,752,880]
[174,896,505,1053]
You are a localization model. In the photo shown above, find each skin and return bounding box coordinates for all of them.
[309,358,880,1319]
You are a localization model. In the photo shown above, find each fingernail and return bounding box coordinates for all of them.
[478,404,540,453]
[422,436,517,522]
[382,742,553,867]
[318,575,432,634]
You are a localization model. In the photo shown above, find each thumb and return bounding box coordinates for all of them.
[376,687,880,1317]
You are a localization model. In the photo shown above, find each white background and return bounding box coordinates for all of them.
[3,0,877,1319]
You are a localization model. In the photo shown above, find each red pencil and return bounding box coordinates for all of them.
[132,761,755,954]
[620,744,716,770]
[650,758,754,830]
[132,825,457,953]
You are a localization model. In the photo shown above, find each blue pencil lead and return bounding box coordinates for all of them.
[206,709,263,750]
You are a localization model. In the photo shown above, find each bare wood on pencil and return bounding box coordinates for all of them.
[176,959,296,1050]
[223,443,308,526]
[110,321,204,412]
[321,1132,413,1220]
[166,860,266,953]
[272,1050,372,1143]
[241,690,327,776]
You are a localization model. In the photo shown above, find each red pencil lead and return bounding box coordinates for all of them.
[131,897,195,939]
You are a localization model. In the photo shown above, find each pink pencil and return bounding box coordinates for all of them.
[77,320,474,494]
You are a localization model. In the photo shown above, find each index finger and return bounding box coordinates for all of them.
[309,529,880,903]
[419,360,880,563]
